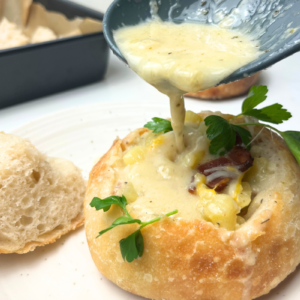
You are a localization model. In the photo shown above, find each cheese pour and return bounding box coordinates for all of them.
[114,20,261,151]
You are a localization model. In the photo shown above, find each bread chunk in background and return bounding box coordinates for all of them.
[186,73,260,100]
[0,18,29,50]
[85,112,300,300]
[0,133,86,254]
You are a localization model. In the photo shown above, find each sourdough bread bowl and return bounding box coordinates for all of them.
[0,133,86,254]
[186,73,260,100]
[84,111,300,300]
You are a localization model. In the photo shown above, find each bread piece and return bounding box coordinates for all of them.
[186,73,260,100]
[31,26,57,44]
[85,112,300,300]
[0,18,29,50]
[0,133,85,254]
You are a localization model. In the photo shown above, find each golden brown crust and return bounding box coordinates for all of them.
[84,112,300,300]
[0,213,84,254]
[186,73,260,100]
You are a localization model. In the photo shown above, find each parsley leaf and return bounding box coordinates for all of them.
[242,85,268,113]
[144,117,173,133]
[205,116,235,155]
[98,216,141,237]
[91,195,178,262]
[120,230,144,262]
[233,126,252,149]
[280,131,300,165]
[242,104,292,124]
[118,209,177,262]
[240,86,291,124]
[90,195,127,212]
[112,216,141,226]
[204,85,293,157]
[205,116,251,155]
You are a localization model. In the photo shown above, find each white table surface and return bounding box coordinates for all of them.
[0,0,299,134]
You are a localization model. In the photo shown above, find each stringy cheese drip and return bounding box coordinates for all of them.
[114,20,261,152]
[169,95,185,152]
[206,170,239,182]
[113,20,262,229]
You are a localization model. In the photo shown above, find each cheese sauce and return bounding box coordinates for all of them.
[115,122,213,222]
[114,20,261,151]
[115,119,256,230]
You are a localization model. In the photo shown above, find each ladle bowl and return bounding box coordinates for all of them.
[103,0,300,85]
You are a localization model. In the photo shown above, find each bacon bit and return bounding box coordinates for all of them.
[188,186,197,195]
[228,146,254,172]
[207,177,231,192]
[195,143,253,193]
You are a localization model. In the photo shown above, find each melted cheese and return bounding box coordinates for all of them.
[114,20,261,151]
[117,126,208,221]
[114,20,260,94]
[114,120,255,230]
[113,20,261,229]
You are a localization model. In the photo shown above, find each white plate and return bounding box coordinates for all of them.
[0,101,299,300]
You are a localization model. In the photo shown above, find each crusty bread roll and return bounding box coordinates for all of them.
[85,112,300,300]
[0,133,86,254]
[186,73,260,100]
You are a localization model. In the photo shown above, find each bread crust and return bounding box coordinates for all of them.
[186,73,259,100]
[0,213,84,254]
[84,113,300,300]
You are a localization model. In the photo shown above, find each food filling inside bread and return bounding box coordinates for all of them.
[111,111,280,231]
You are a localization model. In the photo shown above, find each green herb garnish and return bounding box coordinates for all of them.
[144,85,300,165]
[205,115,252,155]
[90,195,178,262]
[239,86,291,124]
[144,117,173,133]
[204,85,299,163]
[280,131,300,165]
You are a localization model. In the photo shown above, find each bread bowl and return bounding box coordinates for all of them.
[84,111,300,300]
[185,73,260,100]
[0,133,86,254]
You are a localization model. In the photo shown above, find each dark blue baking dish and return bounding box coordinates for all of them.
[0,0,109,109]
